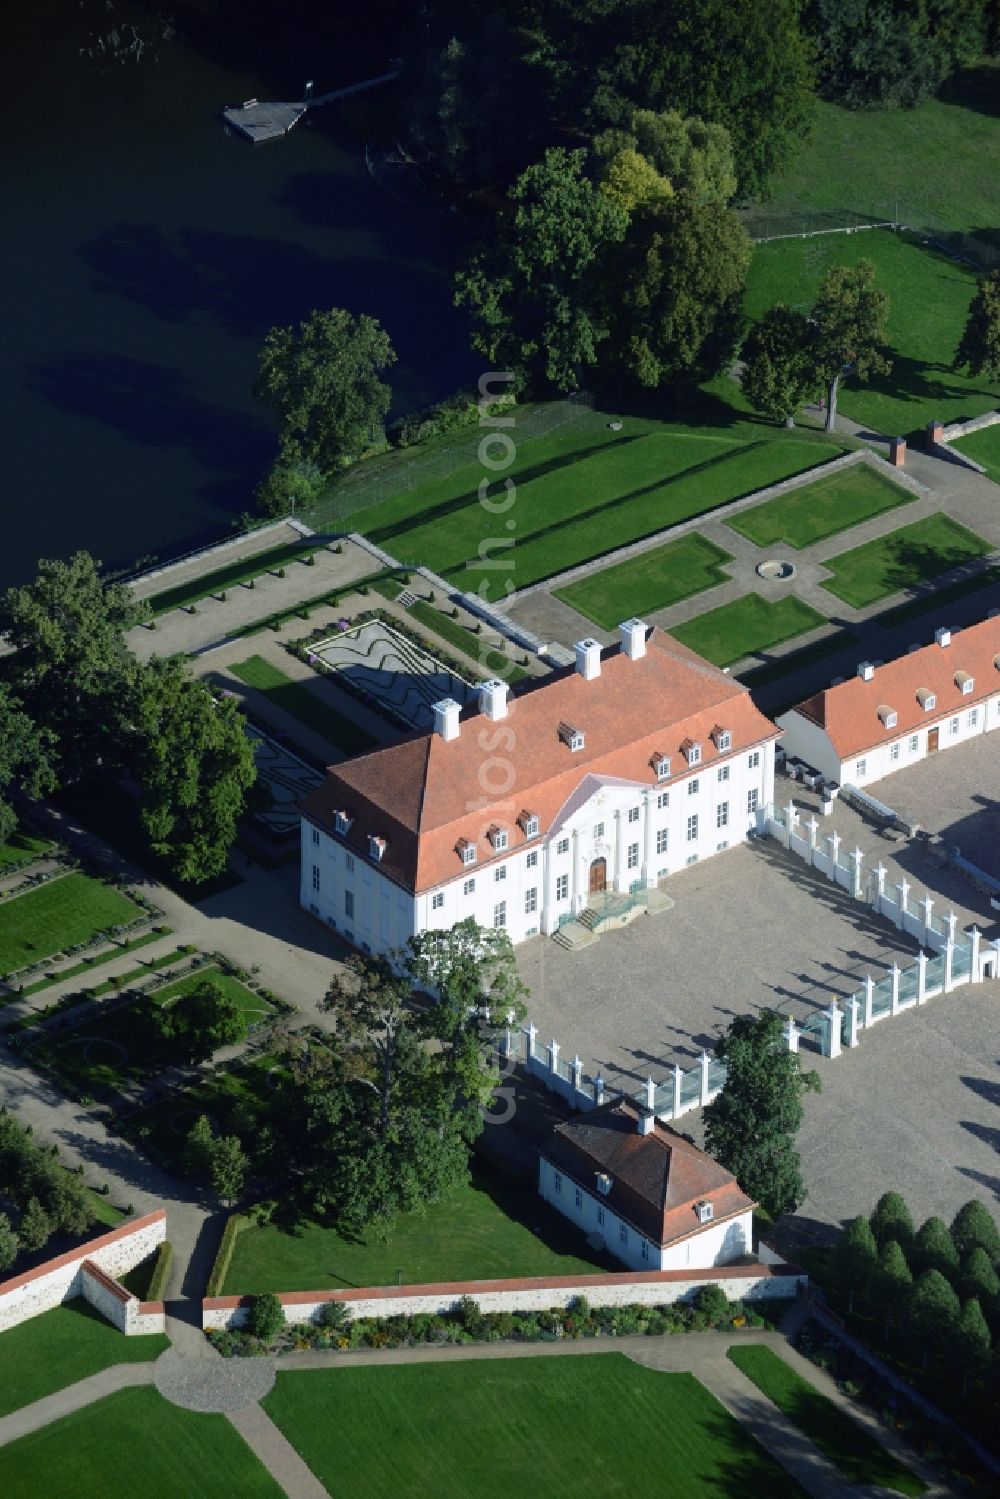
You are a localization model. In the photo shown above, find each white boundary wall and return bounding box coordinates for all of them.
[203,1261,805,1330]
[0,1209,166,1335]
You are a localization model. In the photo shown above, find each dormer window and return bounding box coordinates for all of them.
[681,739,702,766]
[652,753,671,782]
[458,839,477,867]
[877,705,897,729]
[334,810,352,836]
[955,671,974,695]
[711,727,732,753]
[696,1200,714,1225]
[916,688,937,713]
[595,1172,613,1197]
[489,826,509,852]
[559,722,585,752]
[519,811,540,839]
[368,835,386,863]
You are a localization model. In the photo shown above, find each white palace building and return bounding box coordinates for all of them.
[299,621,778,954]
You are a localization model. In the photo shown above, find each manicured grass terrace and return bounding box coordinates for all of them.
[728,463,915,550]
[671,594,826,669]
[0,1386,282,1498]
[0,831,52,869]
[745,230,1000,438]
[820,513,992,609]
[147,539,324,616]
[951,421,1000,485]
[222,1169,617,1295]
[727,1344,925,1496]
[229,654,377,755]
[263,1358,806,1499]
[0,873,142,973]
[20,928,175,998]
[554,533,732,630]
[342,408,840,591]
[0,1300,166,1419]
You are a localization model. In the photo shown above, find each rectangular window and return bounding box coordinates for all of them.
[686,853,699,865]
[657,791,669,809]
[553,1171,562,1194]
[596,1205,605,1227]
[495,865,506,882]
[716,802,729,829]
[949,717,959,736]
[523,816,539,838]
[556,838,569,855]
[432,892,444,910]
[594,821,605,839]
[525,887,537,914]
[462,844,476,867]
[890,742,900,761]
[969,708,979,727]
[574,1187,583,1210]
[656,828,668,855]
[619,1223,628,1244]
[717,766,729,783]
[688,778,699,796]
[344,890,354,918]
[492,829,508,851]
[686,814,698,842]
[345,853,355,873]
[748,750,760,769]
[627,842,639,870]
[556,874,569,901]
[747,789,759,815]
[311,864,320,891]
[493,901,506,929]
[628,806,640,824]
[526,850,538,869]
[908,735,919,752]
[856,759,867,777]
[716,841,729,853]
[311,828,320,846]
[463,878,475,896]
[641,1239,649,1262]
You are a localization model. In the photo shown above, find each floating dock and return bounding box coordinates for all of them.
[222,69,400,144]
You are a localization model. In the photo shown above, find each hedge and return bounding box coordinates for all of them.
[206,1214,252,1298]
[145,1240,173,1303]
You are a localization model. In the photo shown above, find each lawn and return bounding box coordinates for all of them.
[0,1299,166,1419]
[738,629,859,691]
[744,64,1000,237]
[229,654,377,755]
[406,596,530,681]
[20,928,175,998]
[727,1345,925,1496]
[147,539,324,615]
[728,464,915,550]
[264,1358,806,1499]
[223,1168,617,1294]
[26,966,271,1096]
[122,1051,292,1167]
[554,533,733,630]
[0,1386,282,1498]
[0,873,142,973]
[335,400,840,594]
[671,594,827,668]
[820,513,992,608]
[951,420,1000,484]
[745,230,1000,438]
[0,830,52,869]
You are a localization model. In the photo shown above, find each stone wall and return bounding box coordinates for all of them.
[0,1209,167,1335]
[929,409,1000,473]
[202,1261,805,1330]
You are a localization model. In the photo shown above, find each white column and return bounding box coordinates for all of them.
[873,864,886,914]
[571,829,581,912]
[525,1023,537,1062]
[571,1055,583,1096]
[944,911,958,946]
[828,830,841,882]
[593,1072,605,1107]
[863,974,874,1028]
[613,809,625,892]
[890,963,901,1016]
[916,951,928,1004]
[969,926,982,983]
[642,790,655,888]
[846,996,861,1048]
[921,894,934,947]
[807,816,819,863]
[672,1063,683,1118]
[784,1016,799,1053]
[784,801,797,850]
[895,878,909,930]
[699,1051,711,1106]
[541,837,552,934]
[944,940,955,994]
[826,1002,842,1059]
[549,1039,560,1081]
[851,847,865,900]
[645,1077,656,1112]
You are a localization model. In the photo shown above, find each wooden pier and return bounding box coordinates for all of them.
[222,69,400,144]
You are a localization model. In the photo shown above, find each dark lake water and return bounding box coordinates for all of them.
[2,2,476,585]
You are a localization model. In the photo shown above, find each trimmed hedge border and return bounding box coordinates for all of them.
[20,928,175,998]
[207,1214,252,1298]
[145,1240,173,1303]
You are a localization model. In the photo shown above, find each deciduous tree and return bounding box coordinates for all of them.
[0,1213,17,1273]
[806,0,988,109]
[210,1135,248,1204]
[255,309,396,473]
[627,110,737,204]
[953,269,1000,380]
[810,259,891,432]
[0,686,56,848]
[741,306,818,427]
[17,1196,52,1253]
[183,1114,215,1178]
[158,976,243,1066]
[703,1009,820,1219]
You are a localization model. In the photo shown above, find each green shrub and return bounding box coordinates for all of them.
[695,1284,731,1325]
[318,1301,350,1330]
[145,1240,173,1302]
[250,1292,285,1343]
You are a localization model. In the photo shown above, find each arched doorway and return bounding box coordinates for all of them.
[588,857,607,895]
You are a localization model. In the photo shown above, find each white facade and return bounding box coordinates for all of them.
[537,1157,752,1273]
[779,691,1000,790]
[300,739,775,955]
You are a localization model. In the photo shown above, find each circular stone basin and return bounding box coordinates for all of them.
[756,559,796,581]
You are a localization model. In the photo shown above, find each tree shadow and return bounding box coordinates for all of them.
[937,64,1000,118]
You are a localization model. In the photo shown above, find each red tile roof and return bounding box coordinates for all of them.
[540,1097,755,1248]
[300,629,778,893]
[786,616,1000,760]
